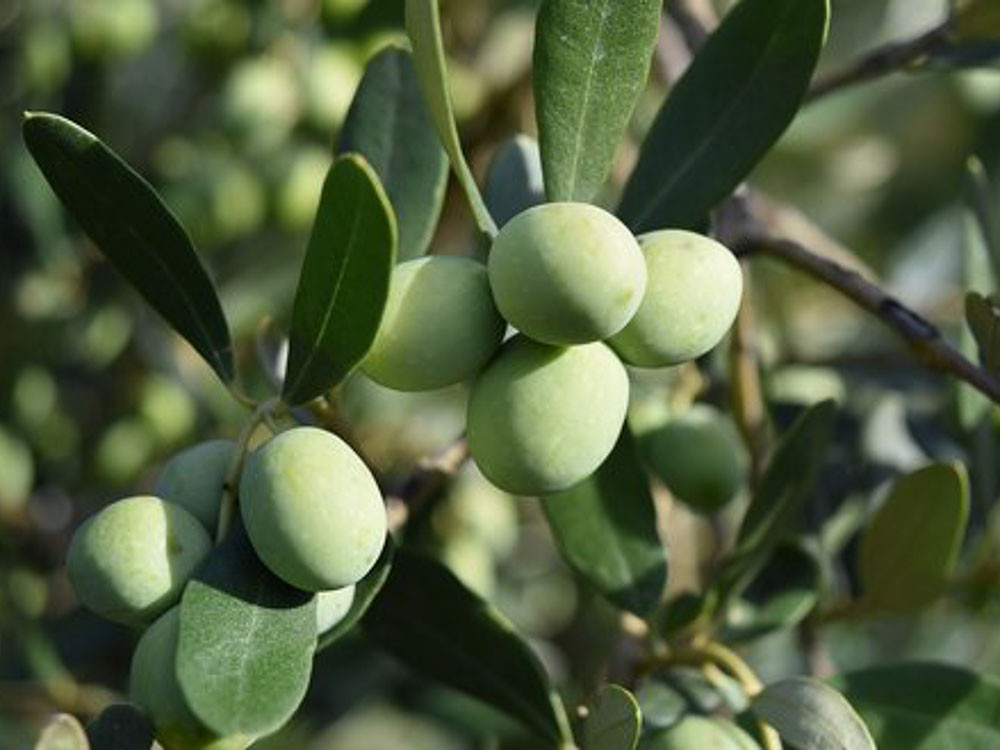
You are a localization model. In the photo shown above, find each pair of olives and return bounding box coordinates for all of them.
[361,202,743,496]
[67,426,386,749]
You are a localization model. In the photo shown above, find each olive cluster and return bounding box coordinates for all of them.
[67,427,386,749]
[362,201,743,496]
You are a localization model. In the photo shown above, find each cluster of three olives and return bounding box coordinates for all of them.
[67,427,386,749]
[362,202,743,495]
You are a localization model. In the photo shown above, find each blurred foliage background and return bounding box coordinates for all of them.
[2,0,1000,747]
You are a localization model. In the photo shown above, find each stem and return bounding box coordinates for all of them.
[741,236,1000,406]
[216,398,283,543]
[806,22,952,103]
[386,437,470,534]
[653,640,783,749]
[728,269,770,483]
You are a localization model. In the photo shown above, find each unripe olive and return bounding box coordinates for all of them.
[610,230,742,367]
[642,715,761,749]
[240,427,386,591]
[467,337,629,495]
[639,405,746,514]
[316,585,355,634]
[130,608,252,750]
[488,203,646,345]
[67,496,211,626]
[154,439,235,533]
[362,256,506,391]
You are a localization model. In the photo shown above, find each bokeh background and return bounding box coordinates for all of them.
[2,0,1000,747]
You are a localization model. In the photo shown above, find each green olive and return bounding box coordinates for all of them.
[467,337,629,495]
[130,608,252,750]
[488,203,646,345]
[240,427,386,591]
[362,256,506,391]
[610,230,742,367]
[639,405,746,514]
[67,496,211,626]
[642,715,761,749]
[154,439,235,534]
[316,585,356,634]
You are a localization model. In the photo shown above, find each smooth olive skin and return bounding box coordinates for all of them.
[488,203,646,345]
[316,585,356,634]
[240,427,387,591]
[642,715,761,749]
[154,439,235,533]
[130,608,252,750]
[362,256,506,391]
[467,337,629,495]
[67,496,211,626]
[610,230,742,367]
[640,405,746,514]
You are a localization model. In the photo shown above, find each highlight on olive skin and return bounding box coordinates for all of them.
[240,426,387,591]
[362,255,506,391]
[487,202,647,346]
[66,495,212,626]
[467,336,629,496]
[638,404,747,514]
[316,585,356,635]
[154,439,235,534]
[130,608,253,750]
[610,229,743,367]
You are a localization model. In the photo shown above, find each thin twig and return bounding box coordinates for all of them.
[806,22,952,103]
[386,437,470,533]
[728,274,770,483]
[739,236,1000,405]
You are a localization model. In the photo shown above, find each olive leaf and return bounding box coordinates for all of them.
[22,112,234,383]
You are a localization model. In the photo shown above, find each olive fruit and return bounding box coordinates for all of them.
[488,203,646,345]
[67,496,211,626]
[130,608,252,750]
[362,256,506,391]
[467,337,629,495]
[642,715,761,749]
[610,230,742,367]
[154,439,235,533]
[316,585,355,634]
[240,427,386,591]
[640,404,745,514]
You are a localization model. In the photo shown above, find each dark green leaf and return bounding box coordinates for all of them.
[282,154,396,405]
[752,677,875,750]
[964,156,1000,277]
[338,45,448,261]
[484,135,545,229]
[958,164,998,428]
[617,0,829,232]
[22,112,234,382]
[317,535,395,651]
[177,523,316,738]
[533,0,660,202]
[726,540,821,642]
[543,427,667,617]
[583,684,641,750]
[363,549,572,744]
[858,462,969,612]
[405,0,498,237]
[85,704,153,750]
[34,715,89,750]
[833,662,1000,748]
[966,292,1000,373]
[715,400,836,603]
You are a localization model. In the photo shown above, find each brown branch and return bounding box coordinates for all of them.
[386,438,470,533]
[739,235,1000,405]
[806,22,952,103]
